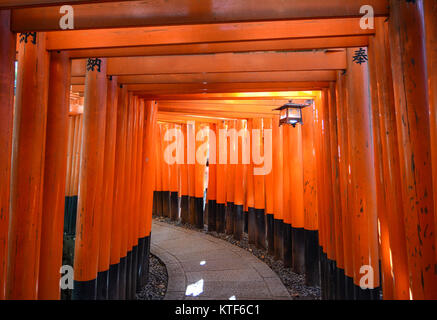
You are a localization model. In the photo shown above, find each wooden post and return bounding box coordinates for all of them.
[233,120,245,240]
[70,115,83,235]
[194,122,206,229]
[389,0,437,299]
[64,117,74,235]
[187,122,196,225]
[109,85,127,300]
[0,10,16,300]
[161,123,171,219]
[169,122,179,222]
[216,120,227,233]
[302,103,320,287]
[253,118,266,250]
[131,96,144,297]
[264,118,275,255]
[225,120,236,234]
[96,76,118,300]
[207,123,217,232]
[180,124,189,224]
[335,71,355,299]
[73,58,107,300]
[38,51,71,300]
[124,93,135,299]
[272,118,284,261]
[139,100,158,288]
[154,123,163,217]
[345,48,380,299]
[282,124,292,267]
[319,90,337,299]
[328,83,345,299]
[289,123,305,275]
[7,31,49,300]
[368,34,394,300]
[423,0,437,268]
[370,19,410,300]
[246,119,256,244]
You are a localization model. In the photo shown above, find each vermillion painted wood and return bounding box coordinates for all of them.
[389,0,437,299]
[0,10,15,300]
[73,58,107,298]
[38,51,71,300]
[7,31,49,300]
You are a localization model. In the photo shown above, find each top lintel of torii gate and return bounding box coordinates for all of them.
[3,0,389,32]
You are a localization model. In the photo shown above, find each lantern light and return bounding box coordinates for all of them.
[274,99,313,127]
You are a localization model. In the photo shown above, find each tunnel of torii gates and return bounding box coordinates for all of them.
[0,0,436,301]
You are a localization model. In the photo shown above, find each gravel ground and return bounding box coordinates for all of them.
[136,253,168,300]
[154,216,321,300]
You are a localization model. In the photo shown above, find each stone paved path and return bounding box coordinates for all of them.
[151,220,291,300]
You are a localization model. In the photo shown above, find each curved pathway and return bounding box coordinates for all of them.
[151,220,291,300]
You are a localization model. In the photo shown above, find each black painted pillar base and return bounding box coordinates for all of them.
[136,237,146,290]
[216,203,226,233]
[233,204,244,240]
[143,235,151,284]
[130,245,138,299]
[195,197,204,229]
[319,249,327,299]
[126,250,133,300]
[304,230,320,287]
[72,278,97,300]
[156,191,163,216]
[225,202,234,235]
[152,191,158,216]
[255,209,266,250]
[207,200,217,231]
[96,269,109,300]
[118,256,127,300]
[273,219,284,260]
[291,227,305,275]
[327,259,337,300]
[266,214,274,255]
[244,211,248,233]
[336,267,346,300]
[170,192,179,221]
[282,223,292,268]
[370,287,382,300]
[180,195,189,224]
[188,196,196,226]
[64,195,78,236]
[353,284,381,300]
[63,196,70,234]
[162,191,171,218]
[345,275,355,300]
[248,207,256,245]
[108,262,120,300]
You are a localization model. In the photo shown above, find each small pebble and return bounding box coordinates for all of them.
[136,253,168,300]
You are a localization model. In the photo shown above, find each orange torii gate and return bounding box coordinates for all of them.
[0,0,436,302]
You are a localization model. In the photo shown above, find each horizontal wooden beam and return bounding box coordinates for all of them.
[67,36,369,58]
[126,82,330,94]
[140,91,319,101]
[71,51,346,77]
[158,112,240,123]
[158,101,284,114]
[0,0,130,8]
[158,110,273,120]
[71,81,327,94]
[70,70,337,85]
[11,0,389,32]
[46,18,373,51]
